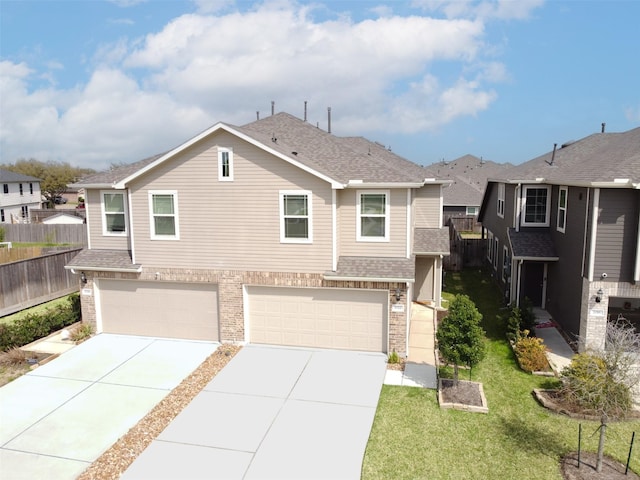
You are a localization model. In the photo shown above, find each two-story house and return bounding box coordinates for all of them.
[0,169,42,224]
[479,126,640,349]
[66,112,449,357]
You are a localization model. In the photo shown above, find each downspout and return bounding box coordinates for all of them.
[332,189,337,271]
[581,188,591,277]
[85,193,92,250]
[515,183,522,232]
[636,197,640,281]
[587,188,600,281]
[516,259,523,306]
[128,190,135,264]
[406,189,412,259]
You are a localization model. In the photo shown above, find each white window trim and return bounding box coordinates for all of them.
[149,190,180,240]
[502,245,510,282]
[493,236,499,270]
[100,190,128,236]
[557,186,568,233]
[466,206,479,216]
[487,230,493,262]
[497,183,505,218]
[279,190,313,244]
[357,189,390,242]
[218,147,234,181]
[521,185,551,227]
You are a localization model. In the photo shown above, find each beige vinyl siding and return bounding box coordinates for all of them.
[413,185,440,228]
[337,188,407,257]
[85,189,131,250]
[129,131,333,272]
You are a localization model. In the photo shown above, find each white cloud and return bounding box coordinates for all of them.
[413,0,544,20]
[1,0,529,170]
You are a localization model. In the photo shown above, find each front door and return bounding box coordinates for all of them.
[522,262,544,307]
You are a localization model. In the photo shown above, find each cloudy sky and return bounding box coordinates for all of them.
[1,0,639,171]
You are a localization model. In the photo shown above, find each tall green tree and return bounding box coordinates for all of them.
[436,294,486,384]
[1,159,95,204]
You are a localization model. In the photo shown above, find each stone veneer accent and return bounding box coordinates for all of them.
[80,268,409,356]
[580,278,640,351]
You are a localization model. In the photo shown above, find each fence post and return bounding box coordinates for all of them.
[626,431,635,475]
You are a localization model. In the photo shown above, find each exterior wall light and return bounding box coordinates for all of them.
[81,272,87,284]
[595,288,604,303]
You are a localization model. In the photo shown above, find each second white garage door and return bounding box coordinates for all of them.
[98,280,219,341]
[247,286,388,352]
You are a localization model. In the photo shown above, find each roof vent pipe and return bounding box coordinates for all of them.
[271,101,275,116]
[256,111,260,120]
[327,107,331,134]
[304,101,307,122]
[549,143,557,165]
[601,122,606,133]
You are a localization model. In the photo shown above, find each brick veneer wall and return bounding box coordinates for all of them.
[80,268,408,355]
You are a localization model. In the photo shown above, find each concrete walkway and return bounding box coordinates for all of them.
[532,307,576,374]
[384,303,438,389]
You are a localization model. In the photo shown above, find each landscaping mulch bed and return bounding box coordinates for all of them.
[561,452,639,480]
[440,378,483,406]
[534,389,640,421]
[77,344,241,480]
[0,350,57,387]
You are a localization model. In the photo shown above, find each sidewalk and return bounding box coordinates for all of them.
[384,303,437,389]
[533,307,575,374]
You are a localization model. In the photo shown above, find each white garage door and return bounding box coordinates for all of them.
[98,280,219,341]
[247,286,387,352]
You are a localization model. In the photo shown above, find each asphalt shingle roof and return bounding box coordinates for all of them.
[496,127,640,185]
[67,249,142,271]
[508,228,559,260]
[413,228,450,255]
[325,256,415,281]
[75,113,431,187]
[0,168,41,183]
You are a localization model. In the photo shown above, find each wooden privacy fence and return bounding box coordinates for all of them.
[443,223,485,272]
[0,248,82,317]
[1,224,87,246]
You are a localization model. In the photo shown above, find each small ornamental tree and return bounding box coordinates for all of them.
[436,294,486,384]
[560,319,640,472]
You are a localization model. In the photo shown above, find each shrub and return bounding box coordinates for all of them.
[70,323,93,343]
[506,304,522,342]
[514,330,549,372]
[520,297,536,332]
[388,350,399,364]
[0,301,80,351]
[0,227,5,242]
[0,347,29,366]
[560,352,632,414]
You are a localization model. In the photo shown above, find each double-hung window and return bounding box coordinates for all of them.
[150,191,179,239]
[502,245,510,282]
[493,236,499,269]
[2,184,7,194]
[280,191,312,243]
[102,191,127,235]
[497,183,505,218]
[357,190,389,241]
[29,183,34,194]
[522,185,551,226]
[19,183,23,196]
[557,186,568,233]
[487,230,494,262]
[218,148,233,181]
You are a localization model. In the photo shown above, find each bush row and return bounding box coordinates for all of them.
[0,294,81,351]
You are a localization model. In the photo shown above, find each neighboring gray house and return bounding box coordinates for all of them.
[66,112,449,357]
[479,127,640,349]
[0,169,42,223]
[423,155,512,223]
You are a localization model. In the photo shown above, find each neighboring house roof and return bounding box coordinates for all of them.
[413,228,450,256]
[423,155,513,206]
[0,169,41,183]
[508,229,559,261]
[74,112,445,189]
[489,127,640,187]
[66,249,142,272]
[325,256,415,282]
[42,213,84,224]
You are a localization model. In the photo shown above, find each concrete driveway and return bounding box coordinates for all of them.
[0,334,218,480]
[122,345,387,480]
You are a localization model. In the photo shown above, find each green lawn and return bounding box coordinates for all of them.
[0,295,73,325]
[362,269,640,479]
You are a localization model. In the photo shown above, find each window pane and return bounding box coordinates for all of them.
[558,210,566,228]
[284,218,308,238]
[154,216,176,235]
[153,195,174,214]
[525,188,547,223]
[361,217,385,237]
[106,213,126,232]
[361,194,385,214]
[559,189,567,208]
[284,195,307,215]
[104,193,124,213]
[221,152,230,177]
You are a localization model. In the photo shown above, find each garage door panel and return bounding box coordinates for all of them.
[99,280,219,341]
[248,287,387,352]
